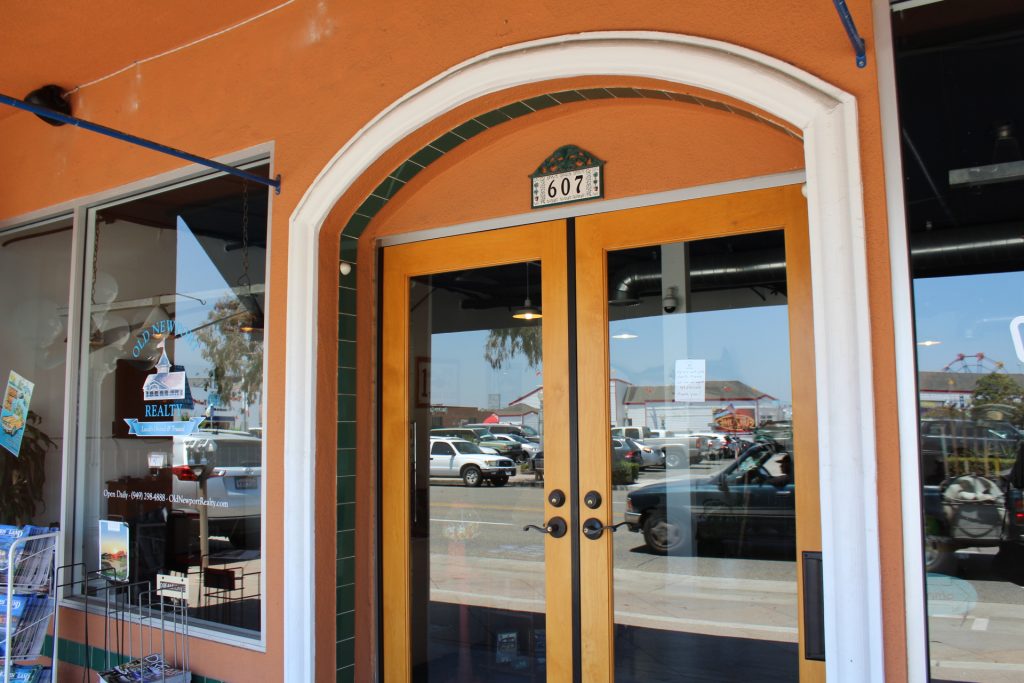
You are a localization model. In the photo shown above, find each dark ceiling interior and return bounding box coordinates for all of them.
[893,0,1024,278]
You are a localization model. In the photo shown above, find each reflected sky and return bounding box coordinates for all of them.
[914,272,1024,373]
[610,306,792,403]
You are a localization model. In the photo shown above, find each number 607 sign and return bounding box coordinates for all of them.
[532,166,603,208]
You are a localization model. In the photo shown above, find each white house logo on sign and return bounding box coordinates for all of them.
[531,145,604,209]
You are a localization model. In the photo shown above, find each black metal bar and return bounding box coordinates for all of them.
[832,0,868,68]
[0,92,281,193]
[565,218,582,683]
[802,551,826,661]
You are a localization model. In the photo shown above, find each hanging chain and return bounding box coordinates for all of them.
[91,218,101,305]
[240,180,250,288]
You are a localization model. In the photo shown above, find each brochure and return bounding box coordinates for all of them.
[0,525,57,592]
[0,593,53,658]
[8,664,46,682]
[98,520,130,582]
[0,593,27,657]
[0,371,34,457]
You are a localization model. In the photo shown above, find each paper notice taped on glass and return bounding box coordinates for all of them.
[674,359,705,402]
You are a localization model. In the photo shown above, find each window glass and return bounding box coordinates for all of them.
[453,441,482,455]
[72,167,269,636]
[0,218,72,527]
[431,442,454,456]
[894,4,1024,678]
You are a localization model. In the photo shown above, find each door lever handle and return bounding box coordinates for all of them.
[582,518,630,540]
[523,517,567,538]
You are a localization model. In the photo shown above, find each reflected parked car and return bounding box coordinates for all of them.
[465,422,541,443]
[624,443,794,554]
[483,433,534,462]
[429,427,515,455]
[428,437,517,486]
[171,430,262,549]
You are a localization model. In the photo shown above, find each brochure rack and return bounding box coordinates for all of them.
[92,580,191,683]
[1,529,59,683]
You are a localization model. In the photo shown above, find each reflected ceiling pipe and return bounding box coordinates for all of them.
[608,250,787,303]
[909,224,1024,275]
[606,224,1024,302]
[609,263,660,306]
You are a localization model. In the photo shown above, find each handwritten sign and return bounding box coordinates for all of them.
[674,360,705,402]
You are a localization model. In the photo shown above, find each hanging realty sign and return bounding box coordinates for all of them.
[530,145,604,209]
[124,330,203,438]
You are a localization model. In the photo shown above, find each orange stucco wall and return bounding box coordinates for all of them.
[1,2,904,681]
[372,95,803,235]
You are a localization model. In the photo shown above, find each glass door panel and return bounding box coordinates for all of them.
[381,221,572,683]
[576,185,824,682]
[382,186,822,682]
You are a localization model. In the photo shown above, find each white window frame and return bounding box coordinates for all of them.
[0,144,275,651]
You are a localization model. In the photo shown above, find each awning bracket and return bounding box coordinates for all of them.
[0,91,281,194]
[832,0,867,68]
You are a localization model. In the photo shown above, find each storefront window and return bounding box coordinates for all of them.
[71,167,269,636]
[895,3,1024,678]
[0,217,72,527]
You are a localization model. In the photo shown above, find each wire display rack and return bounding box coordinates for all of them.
[1,530,59,683]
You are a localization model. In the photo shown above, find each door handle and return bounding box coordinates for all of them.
[581,518,630,540]
[523,517,567,538]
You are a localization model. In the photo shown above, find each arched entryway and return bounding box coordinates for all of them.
[284,31,880,681]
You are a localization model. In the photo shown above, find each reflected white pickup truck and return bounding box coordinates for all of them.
[428,437,517,487]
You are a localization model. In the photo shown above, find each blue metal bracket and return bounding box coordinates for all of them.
[0,92,281,194]
[832,0,867,68]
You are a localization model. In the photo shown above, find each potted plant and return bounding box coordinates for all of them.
[0,411,56,525]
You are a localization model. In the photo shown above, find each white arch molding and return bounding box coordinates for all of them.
[284,32,883,681]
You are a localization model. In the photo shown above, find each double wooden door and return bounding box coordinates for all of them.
[381,185,824,682]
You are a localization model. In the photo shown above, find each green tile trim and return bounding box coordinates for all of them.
[607,86,644,98]
[342,213,370,239]
[408,145,444,168]
[373,176,405,201]
[354,193,387,218]
[333,84,799,677]
[53,637,227,680]
[451,118,487,141]
[430,131,464,153]
[551,90,586,104]
[497,101,533,119]
[337,664,355,683]
[475,109,512,128]
[338,314,356,342]
[578,87,615,100]
[337,637,355,668]
[522,94,559,111]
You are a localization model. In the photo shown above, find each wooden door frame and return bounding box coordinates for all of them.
[576,184,822,681]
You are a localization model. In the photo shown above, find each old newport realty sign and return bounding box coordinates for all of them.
[530,145,604,209]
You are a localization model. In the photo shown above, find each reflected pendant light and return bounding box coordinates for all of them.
[512,262,542,320]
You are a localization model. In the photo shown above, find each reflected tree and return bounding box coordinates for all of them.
[971,373,1024,424]
[484,327,542,370]
[192,296,263,428]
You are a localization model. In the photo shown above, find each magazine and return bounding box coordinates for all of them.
[8,664,46,682]
[97,653,191,683]
[0,593,53,659]
[0,525,57,592]
[0,593,27,658]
